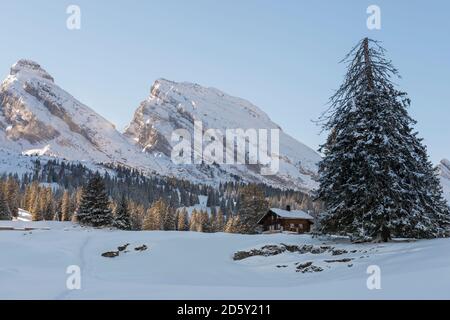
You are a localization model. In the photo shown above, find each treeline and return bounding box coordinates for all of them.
[74,175,271,233]
[0,158,321,233]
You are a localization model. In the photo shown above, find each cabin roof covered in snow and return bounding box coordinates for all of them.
[267,208,314,221]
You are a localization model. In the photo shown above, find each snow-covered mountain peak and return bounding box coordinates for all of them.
[0,60,146,166]
[126,78,321,191]
[1,58,322,191]
[148,78,274,125]
[9,59,54,83]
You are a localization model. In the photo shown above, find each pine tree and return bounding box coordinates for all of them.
[163,207,177,231]
[215,208,225,232]
[210,209,218,232]
[77,174,112,227]
[143,199,167,230]
[224,215,241,233]
[38,188,48,220]
[113,195,132,230]
[5,178,19,217]
[143,206,158,230]
[317,38,450,241]
[236,185,268,234]
[0,187,12,220]
[30,191,42,221]
[61,190,71,222]
[26,182,39,213]
[22,184,32,212]
[189,209,199,231]
[199,210,210,232]
[130,202,145,230]
[177,208,189,231]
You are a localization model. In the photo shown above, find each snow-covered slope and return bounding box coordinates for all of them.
[0,61,320,191]
[439,159,450,203]
[0,61,197,181]
[125,79,321,190]
[2,220,450,299]
[0,60,147,166]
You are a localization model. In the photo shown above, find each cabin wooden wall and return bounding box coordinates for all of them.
[259,212,312,233]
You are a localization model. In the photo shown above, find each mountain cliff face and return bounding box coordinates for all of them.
[0,60,321,190]
[0,60,139,164]
[439,159,450,203]
[124,79,321,191]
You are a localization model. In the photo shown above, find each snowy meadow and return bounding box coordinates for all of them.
[1,220,450,300]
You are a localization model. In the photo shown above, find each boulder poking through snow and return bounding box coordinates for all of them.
[134,244,148,252]
[102,251,120,258]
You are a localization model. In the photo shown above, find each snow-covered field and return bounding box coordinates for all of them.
[1,220,450,300]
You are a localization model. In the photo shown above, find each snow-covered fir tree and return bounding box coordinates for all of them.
[129,202,145,230]
[42,187,54,220]
[199,210,210,232]
[236,185,268,234]
[317,38,449,241]
[113,195,132,230]
[163,207,177,231]
[0,187,12,220]
[4,178,19,218]
[77,174,112,227]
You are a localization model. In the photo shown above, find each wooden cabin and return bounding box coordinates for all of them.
[257,206,314,234]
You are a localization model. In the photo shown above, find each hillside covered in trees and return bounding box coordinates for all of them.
[0,158,321,234]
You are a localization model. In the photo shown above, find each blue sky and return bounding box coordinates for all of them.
[0,0,449,163]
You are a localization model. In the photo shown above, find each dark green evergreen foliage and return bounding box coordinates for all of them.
[78,173,112,227]
[0,187,12,220]
[236,185,269,234]
[317,38,449,241]
[113,195,132,230]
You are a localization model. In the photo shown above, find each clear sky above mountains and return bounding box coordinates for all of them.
[0,0,449,163]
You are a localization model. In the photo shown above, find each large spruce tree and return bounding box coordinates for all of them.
[78,173,112,227]
[317,38,449,241]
